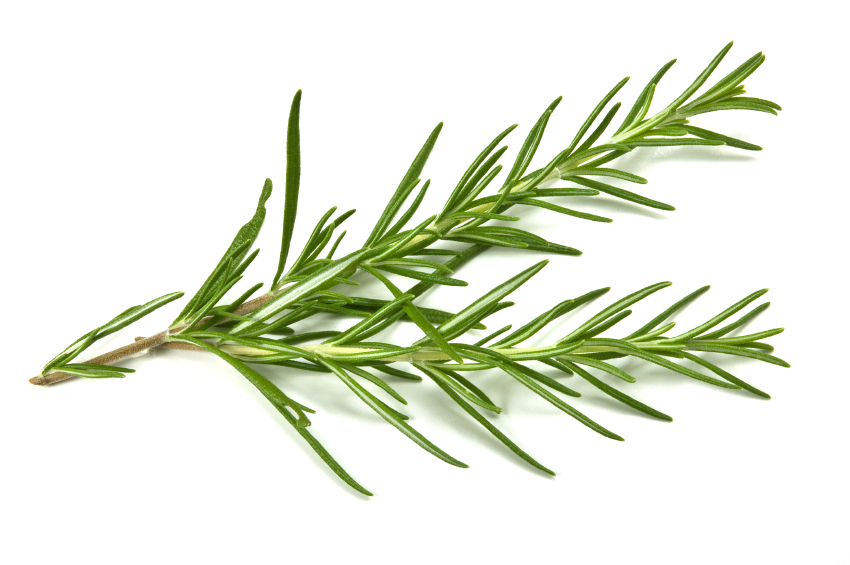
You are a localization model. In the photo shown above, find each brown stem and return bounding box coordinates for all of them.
[29,292,276,386]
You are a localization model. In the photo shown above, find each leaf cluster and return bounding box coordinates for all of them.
[37,43,785,495]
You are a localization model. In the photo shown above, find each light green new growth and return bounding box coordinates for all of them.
[31,43,786,496]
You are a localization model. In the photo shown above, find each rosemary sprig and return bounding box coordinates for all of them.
[30,43,786,495]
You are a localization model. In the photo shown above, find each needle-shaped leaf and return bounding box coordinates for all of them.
[679,125,762,151]
[329,294,415,345]
[439,124,517,220]
[617,346,742,389]
[381,181,430,242]
[560,282,671,343]
[576,102,621,154]
[365,123,443,247]
[680,352,770,398]
[231,248,373,335]
[626,137,725,148]
[495,299,574,347]
[270,395,373,496]
[699,302,771,339]
[363,265,464,364]
[625,285,711,339]
[369,364,422,381]
[346,365,408,405]
[175,177,272,325]
[688,51,765,106]
[685,343,790,367]
[665,289,769,343]
[517,197,613,222]
[418,364,502,413]
[474,325,513,347]
[694,328,783,346]
[684,98,780,117]
[319,357,467,468]
[171,335,313,423]
[430,260,548,342]
[564,167,647,184]
[562,355,636,383]
[42,290,184,374]
[615,58,676,135]
[273,90,302,289]
[664,41,734,113]
[51,367,128,379]
[565,361,672,421]
[502,96,561,190]
[427,371,555,475]
[580,309,632,338]
[374,265,467,287]
[566,76,629,156]
[371,215,436,262]
[461,346,622,441]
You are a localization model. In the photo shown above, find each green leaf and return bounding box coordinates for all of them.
[363,265,464,364]
[502,97,561,190]
[565,361,672,421]
[560,282,671,343]
[319,357,467,468]
[625,285,710,339]
[273,90,303,289]
[576,102,621,153]
[371,364,422,381]
[382,180,430,242]
[517,197,613,222]
[365,123,443,246]
[445,233,529,249]
[685,343,790,367]
[700,302,770,339]
[427,371,555,475]
[679,125,762,151]
[440,124,517,220]
[371,215,437,262]
[42,291,185,374]
[418,364,502,413]
[685,98,780,117]
[664,41,734,113]
[565,167,647,184]
[680,352,770,399]
[512,361,581,398]
[566,77,630,156]
[374,264,467,287]
[474,325,512,347]
[430,261,548,342]
[615,58,676,135]
[618,346,742,389]
[231,248,373,335]
[665,289,769,343]
[325,230,346,259]
[175,179,272,324]
[329,294,415,345]
[581,309,632,338]
[694,327,783,346]
[271,397,373,496]
[689,52,765,105]
[562,355,636,383]
[346,365,408,405]
[462,347,622,441]
[51,366,128,379]
[626,137,725,148]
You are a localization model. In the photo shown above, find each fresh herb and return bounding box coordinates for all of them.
[30,42,785,496]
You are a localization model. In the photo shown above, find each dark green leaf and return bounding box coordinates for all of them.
[273,90,303,289]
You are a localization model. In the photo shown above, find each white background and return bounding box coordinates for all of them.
[1,1,846,563]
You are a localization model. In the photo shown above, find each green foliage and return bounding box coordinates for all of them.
[35,43,785,496]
